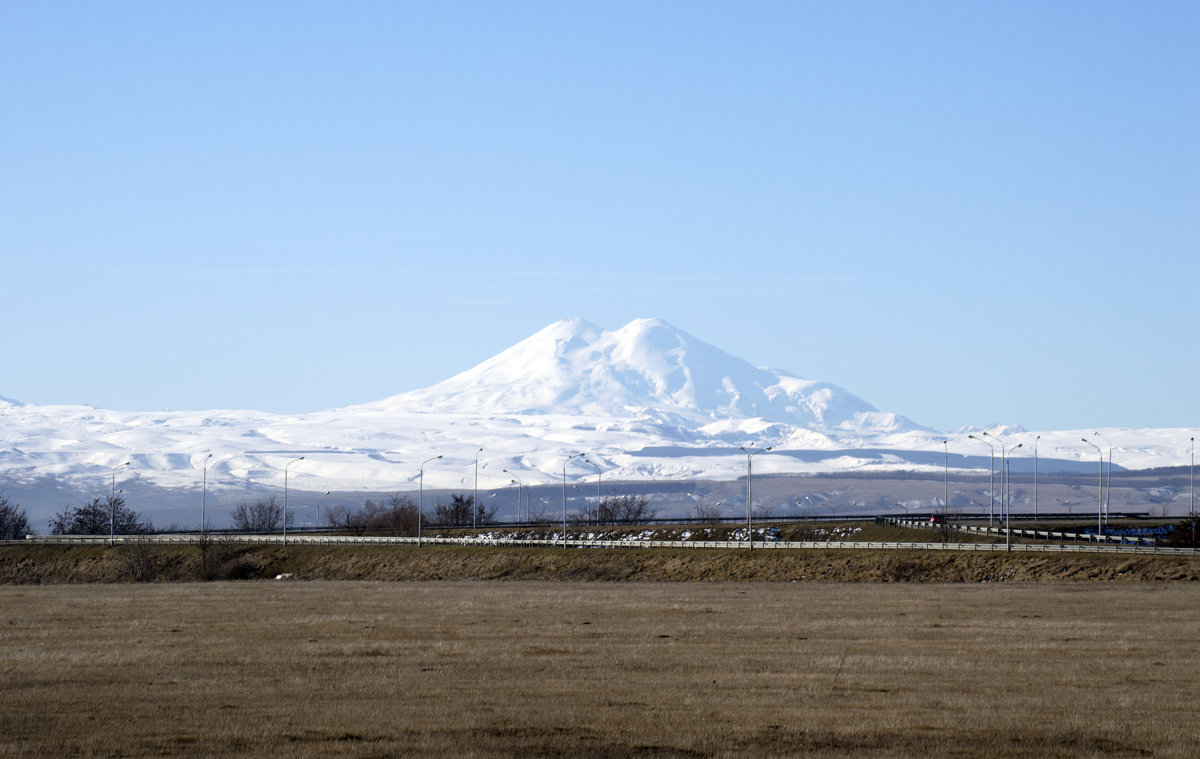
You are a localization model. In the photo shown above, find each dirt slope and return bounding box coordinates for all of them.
[2,543,1197,584]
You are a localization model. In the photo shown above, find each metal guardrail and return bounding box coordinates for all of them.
[883,517,1160,546]
[7,533,1198,555]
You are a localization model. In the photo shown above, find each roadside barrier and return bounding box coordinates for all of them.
[882,517,1159,546]
[9,532,1198,555]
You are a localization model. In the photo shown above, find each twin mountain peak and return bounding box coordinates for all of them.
[364,318,923,434]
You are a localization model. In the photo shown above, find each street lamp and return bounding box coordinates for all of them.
[502,469,523,522]
[473,447,483,531]
[797,495,815,516]
[110,461,131,546]
[1002,443,1023,551]
[1148,495,1175,518]
[1094,432,1112,525]
[562,453,586,548]
[283,456,304,545]
[418,455,442,548]
[1082,438,1103,537]
[1033,435,1041,519]
[991,437,1021,521]
[740,445,771,550]
[942,440,949,519]
[584,458,603,524]
[967,435,995,526]
[201,453,213,536]
[316,491,330,530]
[982,432,1013,521]
[1191,437,1195,519]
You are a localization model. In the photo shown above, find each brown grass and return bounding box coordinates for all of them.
[2,581,1198,757]
[3,542,1199,584]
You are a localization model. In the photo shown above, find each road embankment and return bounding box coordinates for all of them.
[2,542,1198,584]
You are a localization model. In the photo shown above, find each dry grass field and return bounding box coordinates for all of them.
[4,541,1199,584]
[2,581,1198,757]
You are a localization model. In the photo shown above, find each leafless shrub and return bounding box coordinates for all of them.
[691,503,722,525]
[0,494,30,539]
[581,493,657,525]
[752,502,775,520]
[230,498,291,532]
[121,536,157,582]
[327,494,421,536]
[431,494,497,527]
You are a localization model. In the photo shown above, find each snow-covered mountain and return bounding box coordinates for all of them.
[366,318,923,433]
[0,318,1195,528]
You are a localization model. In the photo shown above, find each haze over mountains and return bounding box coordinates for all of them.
[0,318,1193,524]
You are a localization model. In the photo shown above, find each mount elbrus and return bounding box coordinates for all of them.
[0,318,1189,525]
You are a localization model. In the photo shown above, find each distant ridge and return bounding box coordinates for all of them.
[3,318,1193,533]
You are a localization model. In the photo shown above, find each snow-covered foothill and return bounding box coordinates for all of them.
[0,319,1195,503]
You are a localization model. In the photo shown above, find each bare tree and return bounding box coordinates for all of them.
[325,494,420,536]
[752,502,776,521]
[588,493,657,525]
[691,502,722,525]
[431,494,496,527]
[0,494,30,540]
[324,501,373,535]
[379,494,420,535]
[121,536,158,582]
[230,498,291,532]
[49,495,148,535]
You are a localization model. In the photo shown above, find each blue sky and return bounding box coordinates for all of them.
[2,1,1196,432]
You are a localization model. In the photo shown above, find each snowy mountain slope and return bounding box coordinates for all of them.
[1,318,1197,530]
[366,318,925,433]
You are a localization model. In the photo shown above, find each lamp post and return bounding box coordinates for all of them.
[562,453,586,548]
[110,461,131,547]
[201,453,213,536]
[740,445,771,550]
[1094,432,1112,525]
[798,495,815,516]
[1033,435,1040,519]
[942,440,949,518]
[1002,444,1022,551]
[994,439,1022,522]
[473,448,483,531]
[1192,437,1197,552]
[1082,438,1103,537]
[1148,495,1175,518]
[316,491,330,530]
[584,458,603,524]
[982,432,1011,520]
[418,455,442,548]
[283,456,304,545]
[968,435,995,526]
[502,469,523,522]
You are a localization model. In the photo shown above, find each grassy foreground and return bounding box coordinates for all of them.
[2,541,1199,584]
[2,581,1198,758]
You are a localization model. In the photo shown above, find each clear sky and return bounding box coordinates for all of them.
[2,1,1196,433]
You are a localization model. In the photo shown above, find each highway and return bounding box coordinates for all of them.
[11,532,1199,555]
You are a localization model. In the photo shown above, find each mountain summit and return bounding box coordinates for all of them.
[371,318,923,432]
